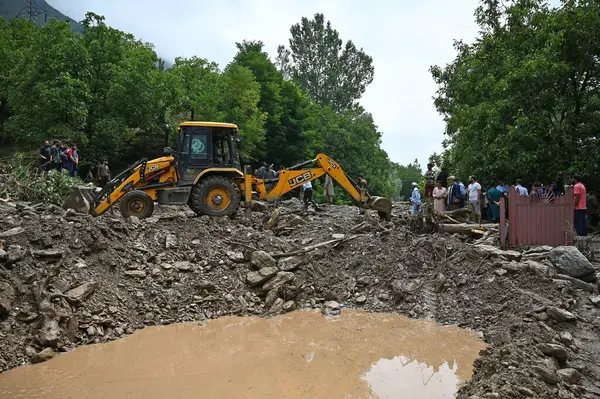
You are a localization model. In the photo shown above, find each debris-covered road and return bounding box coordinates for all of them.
[0,199,599,398]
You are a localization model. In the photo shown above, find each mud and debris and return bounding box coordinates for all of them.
[0,198,599,398]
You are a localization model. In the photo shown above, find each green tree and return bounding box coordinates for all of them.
[431,0,600,188]
[276,13,374,112]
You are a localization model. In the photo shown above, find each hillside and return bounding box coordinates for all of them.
[0,0,83,32]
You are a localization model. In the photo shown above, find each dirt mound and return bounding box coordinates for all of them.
[1,200,599,398]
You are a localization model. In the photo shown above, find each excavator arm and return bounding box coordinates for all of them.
[250,154,392,218]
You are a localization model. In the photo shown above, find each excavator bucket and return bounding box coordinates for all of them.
[63,185,98,215]
[367,196,392,219]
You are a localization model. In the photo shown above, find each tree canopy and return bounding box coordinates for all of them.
[0,11,412,200]
[431,0,600,188]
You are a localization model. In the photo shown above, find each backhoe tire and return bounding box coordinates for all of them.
[119,190,155,219]
[190,176,241,217]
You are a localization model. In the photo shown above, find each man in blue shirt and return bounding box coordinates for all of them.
[515,179,529,196]
[410,182,422,216]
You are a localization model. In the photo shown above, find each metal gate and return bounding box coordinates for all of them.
[500,188,574,247]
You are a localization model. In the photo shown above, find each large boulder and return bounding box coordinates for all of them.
[246,267,278,286]
[251,250,277,269]
[549,246,596,282]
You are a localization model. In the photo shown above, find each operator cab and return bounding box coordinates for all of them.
[175,121,240,184]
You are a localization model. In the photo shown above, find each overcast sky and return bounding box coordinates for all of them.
[47,0,482,168]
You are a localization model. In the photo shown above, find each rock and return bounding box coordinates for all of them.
[262,271,295,292]
[523,260,552,275]
[0,281,16,317]
[87,326,96,336]
[251,201,268,212]
[251,250,277,269]
[65,282,97,302]
[322,300,341,316]
[226,251,245,263]
[475,245,522,261]
[538,343,568,361]
[0,248,7,262]
[38,319,61,348]
[356,276,371,286]
[286,216,306,227]
[32,249,64,258]
[559,332,574,347]
[494,268,508,276]
[96,239,109,250]
[165,234,178,249]
[0,226,25,238]
[549,246,595,281]
[278,256,306,272]
[174,261,192,271]
[151,268,161,276]
[515,387,535,397]
[282,300,296,312]
[332,233,345,240]
[484,394,500,399]
[269,298,284,314]
[355,295,367,304]
[31,347,56,364]
[546,307,577,322]
[114,327,124,336]
[6,245,25,267]
[264,288,279,308]
[557,368,582,384]
[127,215,140,225]
[589,295,600,307]
[391,279,419,299]
[534,365,560,385]
[212,216,229,224]
[246,267,279,286]
[124,270,147,278]
[160,263,172,270]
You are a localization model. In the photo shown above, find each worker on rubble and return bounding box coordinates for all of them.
[324,174,334,204]
[424,163,435,201]
[447,176,462,210]
[97,158,110,187]
[302,180,319,211]
[467,176,482,224]
[432,181,446,213]
[410,182,422,216]
[258,162,267,179]
[39,140,52,171]
[573,176,587,236]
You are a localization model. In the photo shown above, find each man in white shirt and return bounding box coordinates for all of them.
[515,179,529,196]
[467,176,482,224]
[302,180,319,210]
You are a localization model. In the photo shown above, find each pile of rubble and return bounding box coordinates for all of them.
[1,198,600,398]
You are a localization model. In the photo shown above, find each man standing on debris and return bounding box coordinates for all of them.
[357,175,368,189]
[447,176,461,210]
[487,182,501,222]
[410,182,422,216]
[586,190,598,230]
[97,158,110,187]
[432,181,446,213]
[437,167,448,188]
[573,176,587,236]
[302,180,319,211]
[264,164,275,191]
[66,143,79,177]
[424,163,435,201]
[50,140,61,170]
[39,140,52,171]
[257,162,267,179]
[515,179,529,196]
[324,174,334,204]
[468,176,482,224]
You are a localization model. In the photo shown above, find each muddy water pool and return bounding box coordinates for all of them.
[0,309,485,398]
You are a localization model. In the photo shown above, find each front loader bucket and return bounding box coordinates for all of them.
[63,185,98,215]
[367,196,392,219]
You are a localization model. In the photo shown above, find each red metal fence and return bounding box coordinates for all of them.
[500,188,574,247]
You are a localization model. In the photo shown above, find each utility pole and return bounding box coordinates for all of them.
[16,0,47,24]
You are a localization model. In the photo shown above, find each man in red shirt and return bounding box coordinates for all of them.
[573,176,587,236]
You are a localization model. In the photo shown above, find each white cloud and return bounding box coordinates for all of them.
[48,0,480,169]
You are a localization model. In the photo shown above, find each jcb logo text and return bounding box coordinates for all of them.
[288,172,312,188]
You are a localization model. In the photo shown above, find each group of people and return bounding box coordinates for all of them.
[38,140,79,177]
[411,163,592,236]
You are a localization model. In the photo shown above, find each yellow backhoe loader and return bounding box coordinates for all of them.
[63,121,392,219]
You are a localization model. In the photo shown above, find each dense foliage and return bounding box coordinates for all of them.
[0,12,416,199]
[431,0,600,188]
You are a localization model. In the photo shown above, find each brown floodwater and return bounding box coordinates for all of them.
[0,310,485,399]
